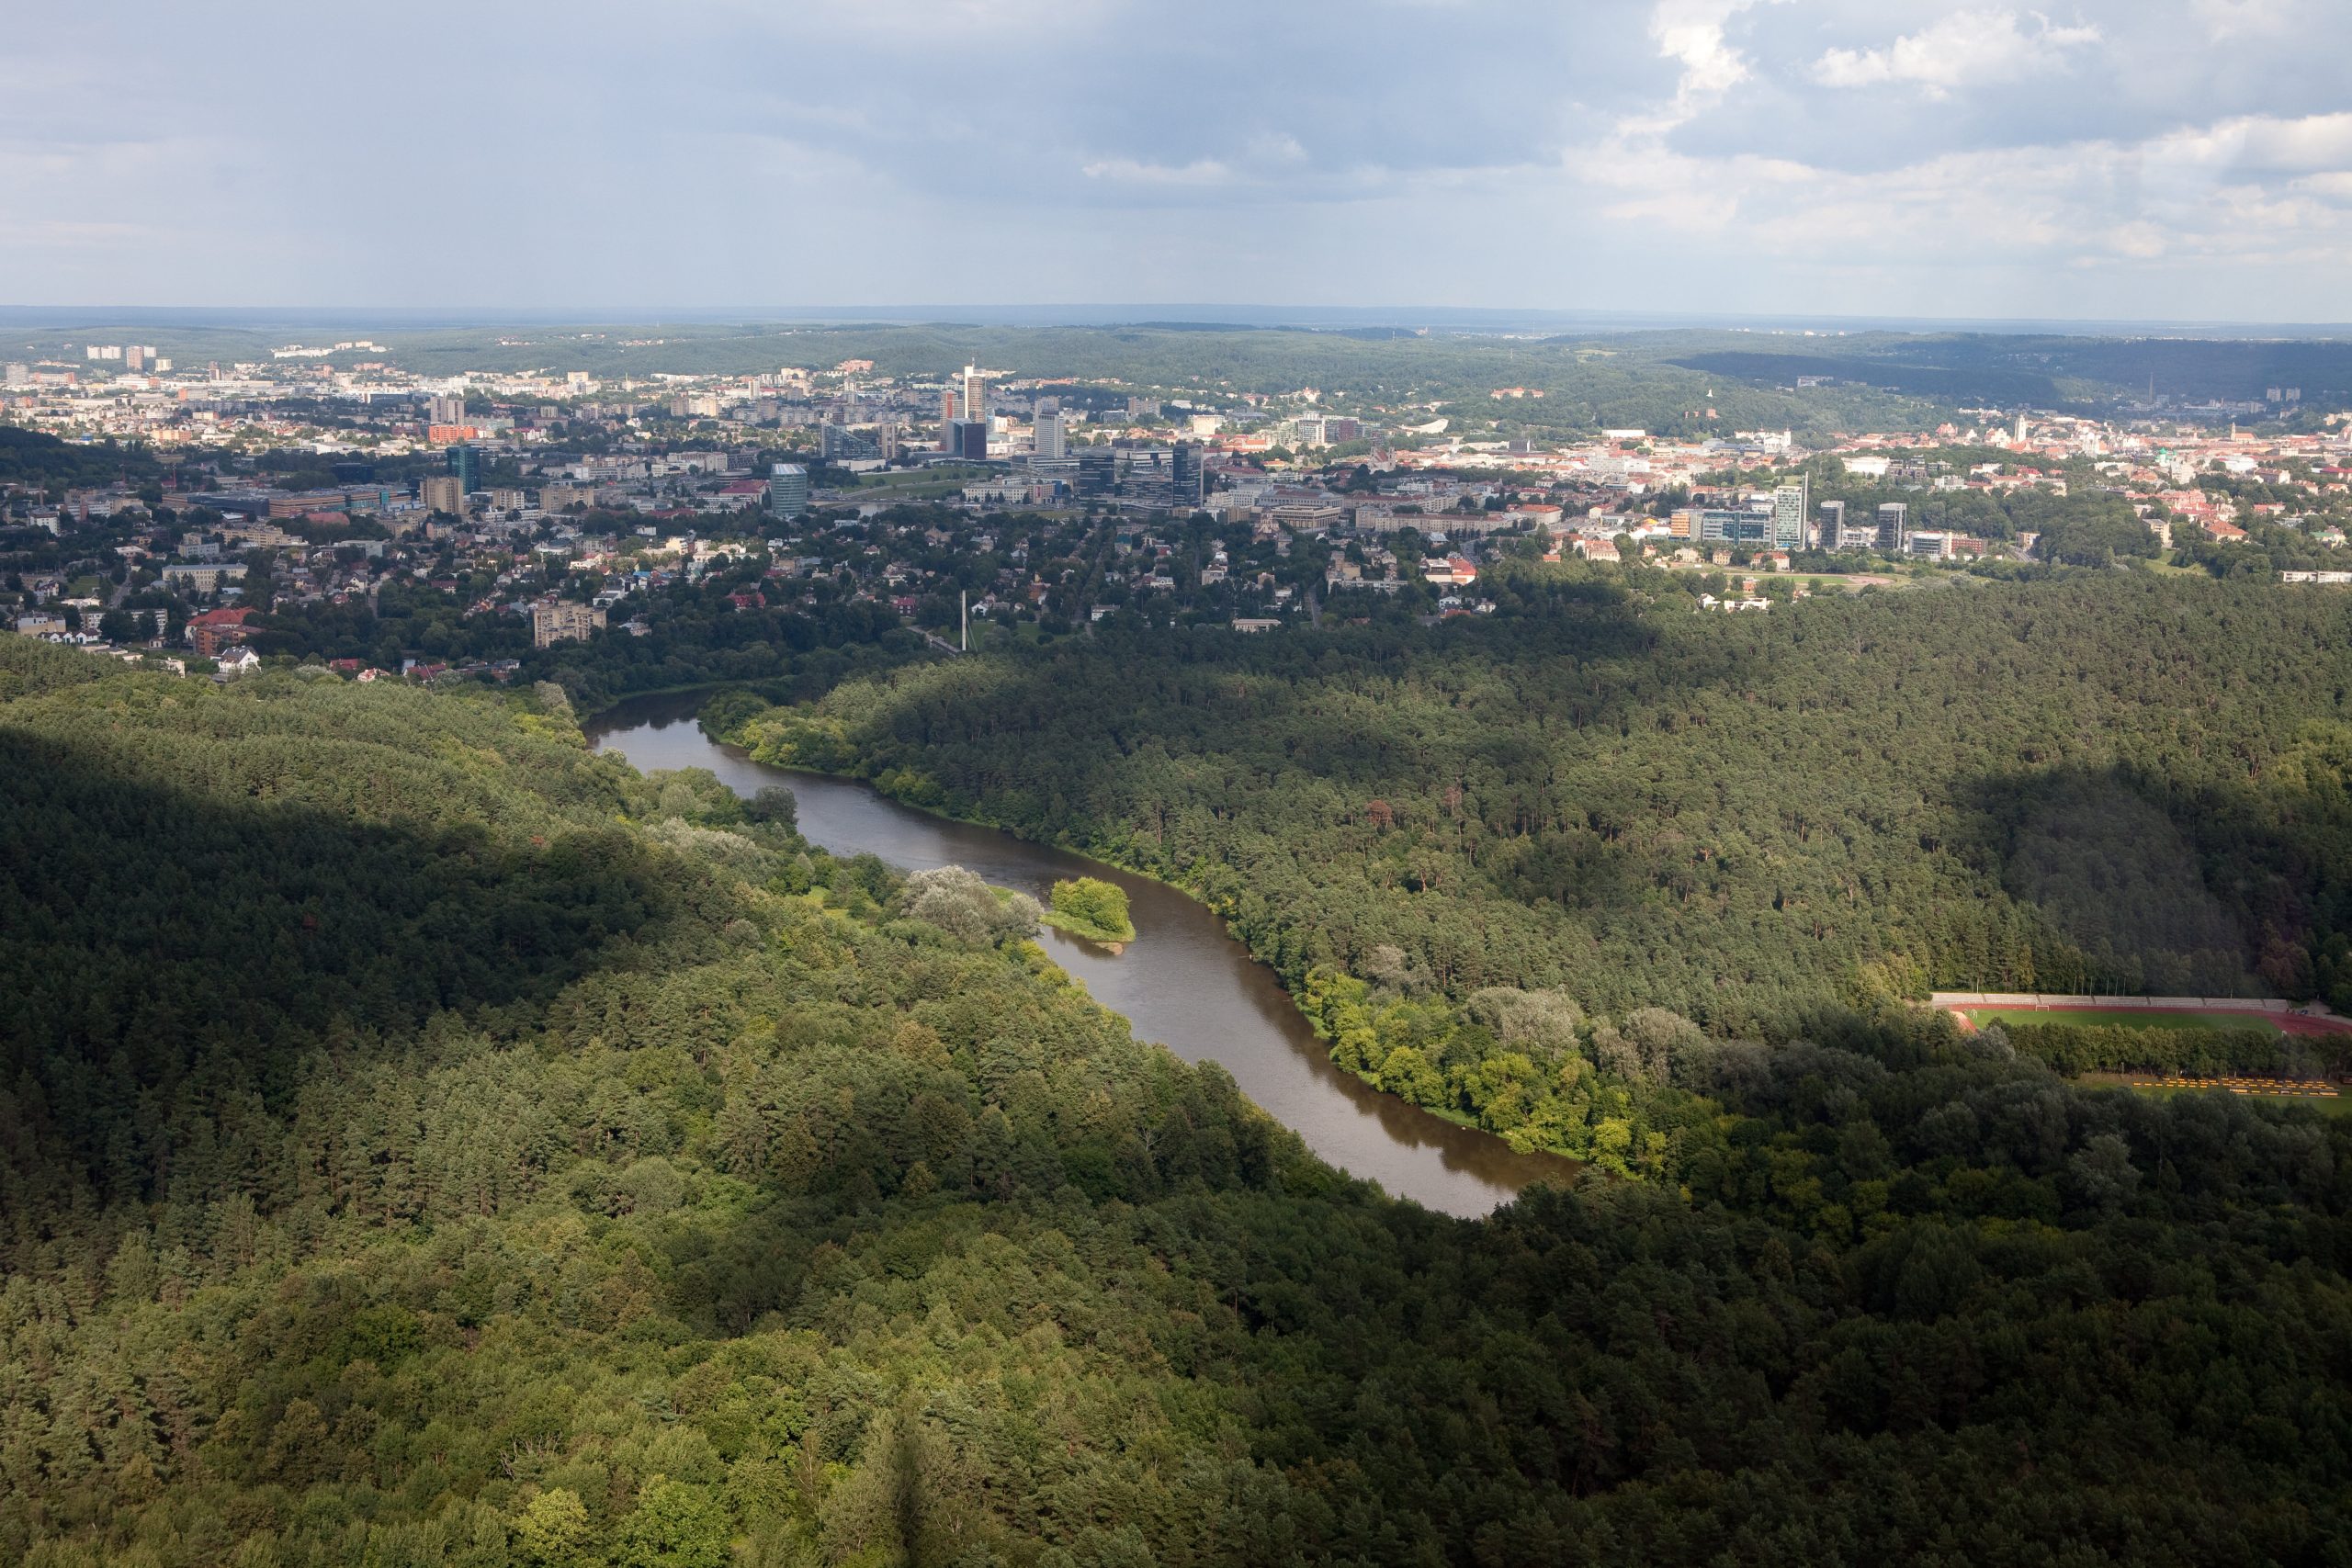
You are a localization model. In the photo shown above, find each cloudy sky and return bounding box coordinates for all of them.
[6,0,2347,321]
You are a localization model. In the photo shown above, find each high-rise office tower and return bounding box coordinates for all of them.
[768,463,809,520]
[820,424,879,461]
[946,420,989,461]
[1076,447,1114,496]
[446,444,479,492]
[1171,441,1203,507]
[1816,500,1847,549]
[1035,410,1067,460]
[960,365,988,424]
[1875,502,1908,553]
[1771,482,1807,550]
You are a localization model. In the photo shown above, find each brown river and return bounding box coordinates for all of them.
[587,691,1576,1216]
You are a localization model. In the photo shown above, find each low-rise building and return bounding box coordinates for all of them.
[530,602,607,647]
[187,605,255,657]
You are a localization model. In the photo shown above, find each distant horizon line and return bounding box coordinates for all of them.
[4,303,2352,338]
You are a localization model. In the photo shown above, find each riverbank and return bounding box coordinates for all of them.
[585,692,1577,1216]
[703,708,1497,1140]
[703,699,1728,1181]
[575,677,784,727]
[1039,913,1130,951]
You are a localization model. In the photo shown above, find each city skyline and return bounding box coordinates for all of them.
[8,1,2351,322]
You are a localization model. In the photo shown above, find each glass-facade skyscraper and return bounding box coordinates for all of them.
[769,463,809,520]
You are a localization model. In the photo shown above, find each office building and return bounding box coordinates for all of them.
[1696,509,1773,546]
[945,419,989,461]
[1024,456,1080,495]
[1076,447,1115,496]
[1875,502,1908,553]
[821,424,880,461]
[1815,500,1846,549]
[1171,441,1203,507]
[960,365,988,423]
[768,463,809,520]
[446,444,479,492]
[1035,409,1067,460]
[421,474,464,514]
[1770,482,1807,549]
[1101,441,1204,509]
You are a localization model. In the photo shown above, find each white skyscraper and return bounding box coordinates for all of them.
[1771,481,1807,549]
[1035,410,1066,459]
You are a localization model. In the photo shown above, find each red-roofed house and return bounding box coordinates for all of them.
[187,604,255,658]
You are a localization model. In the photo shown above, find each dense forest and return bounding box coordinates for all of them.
[1662,330,2352,410]
[248,578,920,716]
[0,425,160,492]
[3,638,2350,1565]
[715,571,2352,1156]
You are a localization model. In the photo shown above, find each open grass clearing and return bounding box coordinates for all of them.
[1964,1007,2285,1034]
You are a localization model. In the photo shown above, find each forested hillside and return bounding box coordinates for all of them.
[6,642,2352,1566]
[719,572,2352,1148]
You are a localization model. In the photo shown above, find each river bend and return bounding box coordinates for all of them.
[588,692,1575,1216]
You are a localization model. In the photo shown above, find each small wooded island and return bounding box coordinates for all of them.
[1043,875,1137,946]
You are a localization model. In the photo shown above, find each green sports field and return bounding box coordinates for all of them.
[1962,1007,2284,1033]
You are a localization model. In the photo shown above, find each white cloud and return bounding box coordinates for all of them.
[1644,0,1786,127]
[2291,171,2352,202]
[1080,157,1234,186]
[1651,0,1756,97]
[1814,9,2101,97]
[1574,106,2352,287]
[2191,0,2290,38]
[2198,110,2352,173]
